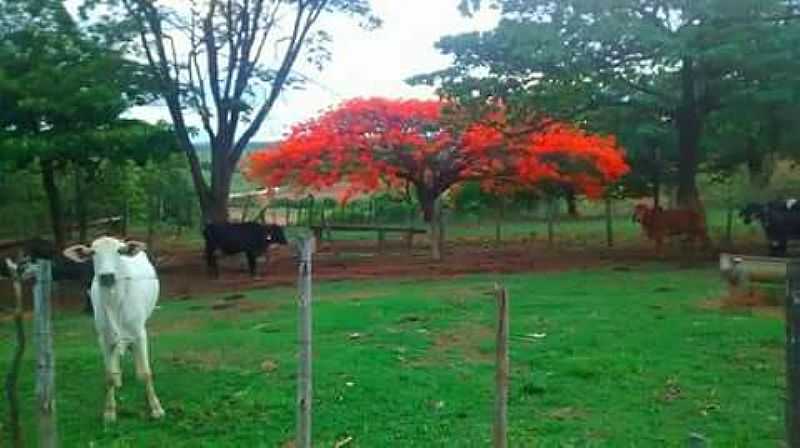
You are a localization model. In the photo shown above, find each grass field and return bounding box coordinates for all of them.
[0,265,785,447]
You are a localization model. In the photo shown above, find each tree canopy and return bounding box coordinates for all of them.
[415,0,800,210]
[0,0,176,246]
[247,97,628,258]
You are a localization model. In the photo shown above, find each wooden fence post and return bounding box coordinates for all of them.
[547,197,556,248]
[495,199,505,246]
[786,260,800,447]
[493,284,509,448]
[296,238,316,448]
[34,259,58,448]
[605,197,614,248]
[4,259,27,448]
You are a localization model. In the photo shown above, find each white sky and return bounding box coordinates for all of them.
[119,1,500,142]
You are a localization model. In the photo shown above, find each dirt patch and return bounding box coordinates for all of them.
[166,350,224,371]
[149,316,207,335]
[547,406,589,421]
[699,293,783,319]
[209,298,277,314]
[419,324,494,364]
[321,290,393,303]
[152,241,632,303]
[2,237,739,314]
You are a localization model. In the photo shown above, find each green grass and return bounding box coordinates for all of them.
[0,266,784,446]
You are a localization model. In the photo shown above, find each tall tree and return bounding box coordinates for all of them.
[83,0,379,224]
[416,0,800,211]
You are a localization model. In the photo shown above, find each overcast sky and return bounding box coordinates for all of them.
[120,1,499,142]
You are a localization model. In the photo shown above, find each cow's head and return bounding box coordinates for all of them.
[63,236,147,287]
[739,203,766,225]
[632,204,651,223]
[2,257,35,281]
[265,224,288,245]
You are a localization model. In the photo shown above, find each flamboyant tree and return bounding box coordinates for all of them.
[247,97,628,259]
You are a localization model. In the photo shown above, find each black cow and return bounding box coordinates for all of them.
[202,223,288,278]
[0,238,95,314]
[740,199,800,256]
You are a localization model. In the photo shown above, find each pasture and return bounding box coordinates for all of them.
[0,264,784,446]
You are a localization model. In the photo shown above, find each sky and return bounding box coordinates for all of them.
[119,1,500,142]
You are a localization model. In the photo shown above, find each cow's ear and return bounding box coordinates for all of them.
[64,245,94,263]
[2,258,15,278]
[119,240,147,257]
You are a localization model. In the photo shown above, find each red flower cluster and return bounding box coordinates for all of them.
[247,97,629,202]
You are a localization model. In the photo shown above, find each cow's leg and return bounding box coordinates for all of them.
[778,239,789,257]
[262,247,271,277]
[246,251,258,278]
[205,243,219,278]
[769,240,783,257]
[655,236,664,256]
[84,289,93,316]
[103,341,123,423]
[133,332,165,419]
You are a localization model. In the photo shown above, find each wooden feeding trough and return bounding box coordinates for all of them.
[719,253,789,297]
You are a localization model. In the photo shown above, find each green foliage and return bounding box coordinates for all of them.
[0,0,178,243]
[415,0,800,200]
[0,0,161,162]
[0,153,197,241]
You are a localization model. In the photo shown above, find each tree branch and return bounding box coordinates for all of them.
[230,0,329,164]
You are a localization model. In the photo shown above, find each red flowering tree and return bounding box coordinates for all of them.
[247,97,628,259]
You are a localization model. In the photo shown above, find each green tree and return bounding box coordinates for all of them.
[416,0,800,211]
[82,0,380,224]
[0,0,175,247]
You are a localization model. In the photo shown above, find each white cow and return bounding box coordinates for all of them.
[64,236,164,423]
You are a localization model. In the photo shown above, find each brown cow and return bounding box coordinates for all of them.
[632,204,711,253]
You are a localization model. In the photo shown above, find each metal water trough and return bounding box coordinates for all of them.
[719,253,788,295]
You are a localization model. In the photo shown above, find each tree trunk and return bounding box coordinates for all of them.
[206,190,230,224]
[676,57,704,212]
[605,197,614,248]
[564,188,579,218]
[146,192,162,251]
[417,187,443,261]
[121,199,130,236]
[653,178,661,210]
[202,149,234,224]
[723,180,734,247]
[307,197,315,227]
[74,167,88,243]
[547,197,557,248]
[495,199,504,245]
[429,198,443,261]
[40,160,66,249]
[746,137,772,197]
[652,147,662,209]
[438,200,446,249]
